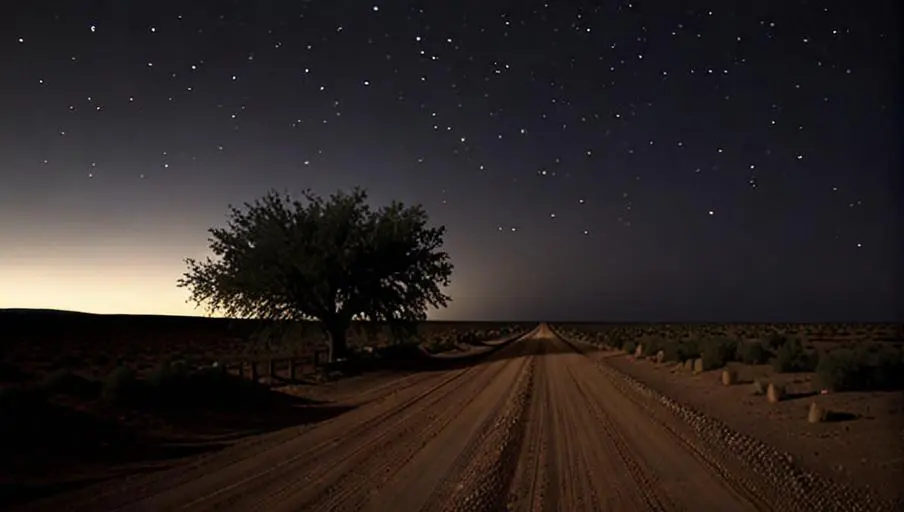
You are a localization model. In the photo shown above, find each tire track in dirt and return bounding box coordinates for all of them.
[507,329,759,512]
[507,335,550,512]
[422,337,537,512]
[20,367,459,512]
[257,340,535,512]
[174,366,486,510]
[101,364,480,512]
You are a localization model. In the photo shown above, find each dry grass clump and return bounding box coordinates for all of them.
[766,382,785,403]
[807,401,826,423]
[814,343,904,392]
[737,340,769,364]
[692,358,704,374]
[721,368,738,386]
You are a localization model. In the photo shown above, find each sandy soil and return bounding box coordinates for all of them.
[13,324,895,511]
[596,351,904,504]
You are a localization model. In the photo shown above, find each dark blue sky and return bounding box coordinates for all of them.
[1,1,900,321]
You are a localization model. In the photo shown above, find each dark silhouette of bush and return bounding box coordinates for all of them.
[815,344,904,392]
[623,340,637,355]
[737,340,769,364]
[772,337,816,373]
[766,331,788,351]
[659,338,701,363]
[147,359,190,391]
[36,369,99,399]
[101,365,141,405]
[700,338,738,370]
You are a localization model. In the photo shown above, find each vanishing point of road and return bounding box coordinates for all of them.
[20,324,792,511]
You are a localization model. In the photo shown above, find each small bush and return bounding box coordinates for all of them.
[36,369,98,398]
[641,337,665,357]
[102,365,141,405]
[772,338,816,373]
[766,332,788,351]
[679,338,702,360]
[700,338,737,370]
[737,340,769,365]
[815,345,904,392]
[623,341,637,355]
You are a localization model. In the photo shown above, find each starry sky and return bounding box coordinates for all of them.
[1,1,901,322]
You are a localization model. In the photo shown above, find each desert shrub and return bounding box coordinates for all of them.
[738,340,769,365]
[623,341,637,355]
[147,359,190,392]
[641,336,665,356]
[101,365,141,405]
[815,345,904,392]
[766,332,788,351]
[660,342,682,362]
[35,369,98,398]
[700,338,737,370]
[660,338,699,363]
[772,337,816,373]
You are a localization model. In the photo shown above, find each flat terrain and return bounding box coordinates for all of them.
[16,324,892,512]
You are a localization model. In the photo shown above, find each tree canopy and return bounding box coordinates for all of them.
[177,187,454,361]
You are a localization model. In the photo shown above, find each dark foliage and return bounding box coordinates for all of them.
[737,340,770,365]
[772,337,817,373]
[178,188,453,362]
[815,344,904,392]
[700,338,738,370]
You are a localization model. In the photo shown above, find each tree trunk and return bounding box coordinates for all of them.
[326,322,349,362]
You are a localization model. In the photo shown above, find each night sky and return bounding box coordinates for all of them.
[1,2,901,322]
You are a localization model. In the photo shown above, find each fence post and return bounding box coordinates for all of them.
[313,350,321,367]
[250,360,259,381]
[268,359,275,378]
[289,359,296,380]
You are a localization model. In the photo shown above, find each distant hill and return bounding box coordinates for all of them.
[0,308,99,316]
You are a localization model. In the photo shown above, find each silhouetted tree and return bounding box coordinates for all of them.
[177,188,453,362]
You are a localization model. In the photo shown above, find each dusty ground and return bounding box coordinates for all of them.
[13,324,896,511]
[597,351,904,504]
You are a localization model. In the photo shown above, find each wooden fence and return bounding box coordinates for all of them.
[220,349,328,382]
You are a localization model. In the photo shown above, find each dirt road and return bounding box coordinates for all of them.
[19,324,835,511]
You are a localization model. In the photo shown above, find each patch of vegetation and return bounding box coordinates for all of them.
[660,338,701,363]
[101,365,141,405]
[737,340,769,365]
[700,338,738,370]
[36,369,99,398]
[772,337,817,373]
[640,336,665,357]
[623,340,637,355]
[146,359,190,392]
[815,344,904,392]
[766,331,789,351]
[177,187,454,364]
